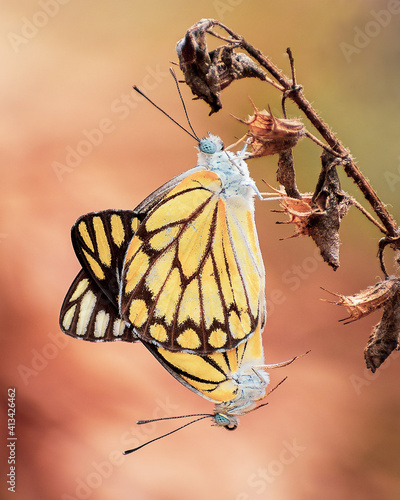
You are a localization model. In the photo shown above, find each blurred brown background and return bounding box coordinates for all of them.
[1,1,400,499]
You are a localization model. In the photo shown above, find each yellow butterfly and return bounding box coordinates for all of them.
[70,134,266,354]
[60,134,295,441]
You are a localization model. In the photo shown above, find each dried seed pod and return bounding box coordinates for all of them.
[273,193,318,238]
[323,277,400,371]
[322,277,400,324]
[364,283,400,372]
[237,99,305,157]
[272,153,352,270]
[307,151,352,270]
[176,21,221,114]
[176,21,269,115]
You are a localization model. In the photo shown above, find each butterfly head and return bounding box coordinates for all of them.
[212,412,239,430]
[198,133,224,154]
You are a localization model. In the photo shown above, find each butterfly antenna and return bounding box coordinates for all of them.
[136,413,213,425]
[123,414,212,454]
[132,86,198,142]
[265,376,288,396]
[169,67,200,141]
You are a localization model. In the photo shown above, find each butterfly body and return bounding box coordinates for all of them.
[197,134,260,201]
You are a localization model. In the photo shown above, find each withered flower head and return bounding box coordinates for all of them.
[273,192,317,238]
[237,99,305,157]
[322,277,400,324]
[176,20,269,115]
[322,277,400,372]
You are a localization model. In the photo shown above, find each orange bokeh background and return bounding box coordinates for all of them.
[1,1,400,499]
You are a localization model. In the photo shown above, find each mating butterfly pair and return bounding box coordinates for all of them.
[60,133,284,435]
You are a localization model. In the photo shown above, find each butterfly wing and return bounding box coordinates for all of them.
[120,169,265,355]
[60,268,265,411]
[71,209,144,307]
[143,321,265,404]
[60,268,135,342]
[62,209,142,342]
[70,171,196,306]
[61,173,191,342]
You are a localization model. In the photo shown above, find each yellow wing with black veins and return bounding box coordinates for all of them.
[72,209,144,307]
[143,320,265,403]
[120,170,265,355]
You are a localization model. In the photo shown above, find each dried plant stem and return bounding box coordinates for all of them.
[207,20,399,239]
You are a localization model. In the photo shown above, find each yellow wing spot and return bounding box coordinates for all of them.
[78,221,94,252]
[208,329,227,349]
[178,199,215,278]
[149,323,168,343]
[154,267,182,325]
[178,278,201,326]
[128,299,148,327]
[62,305,77,330]
[145,246,175,298]
[94,310,110,338]
[201,255,224,328]
[176,328,201,350]
[148,226,180,251]
[110,214,125,247]
[113,318,126,337]
[131,217,140,233]
[124,249,149,294]
[228,311,246,340]
[82,249,105,280]
[124,236,143,265]
[76,290,97,336]
[69,278,89,301]
[145,189,213,233]
[93,216,111,267]
[239,311,252,335]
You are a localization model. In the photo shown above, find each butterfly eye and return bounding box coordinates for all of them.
[199,137,222,154]
[214,412,238,430]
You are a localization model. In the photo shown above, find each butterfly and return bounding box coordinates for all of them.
[60,133,288,437]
